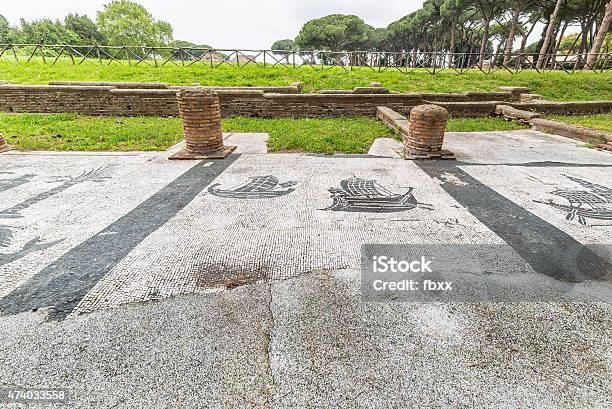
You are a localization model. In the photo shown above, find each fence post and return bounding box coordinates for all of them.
[2,44,610,75]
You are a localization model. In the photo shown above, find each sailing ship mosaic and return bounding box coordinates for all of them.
[208,175,297,199]
[535,176,612,226]
[323,177,432,213]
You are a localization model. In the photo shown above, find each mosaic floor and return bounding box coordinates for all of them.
[0,131,611,320]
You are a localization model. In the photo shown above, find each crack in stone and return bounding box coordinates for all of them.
[263,282,279,408]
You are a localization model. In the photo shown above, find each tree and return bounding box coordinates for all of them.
[387,11,430,52]
[295,14,371,51]
[272,39,298,63]
[441,0,469,64]
[474,0,503,67]
[386,13,418,52]
[536,0,564,69]
[173,40,212,60]
[64,14,106,45]
[365,28,388,51]
[556,32,611,53]
[96,0,173,47]
[17,18,80,44]
[0,15,18,43]
[502,0,523,65]
[272,39,298,51]
[587,0,612,66]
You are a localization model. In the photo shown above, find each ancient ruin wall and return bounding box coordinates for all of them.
[0,83,610,118]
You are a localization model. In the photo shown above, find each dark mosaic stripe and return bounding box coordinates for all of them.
[0,155,239,320]
[474,161,612,168]
[0,174,35,194]
[415,161,610,283]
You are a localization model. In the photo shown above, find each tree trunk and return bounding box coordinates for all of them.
[448,20,456,67]
[503,4,521,65]
[553,21,569,55]
[587,1,612,67]
[519,16,538,55]
[479,17,491,68]
[533,17,550,65]
[493,41,504,68]
[574,25,589,69]
[536,0,563,69]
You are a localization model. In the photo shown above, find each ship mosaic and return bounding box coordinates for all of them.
[323,176,432,213]
[208,175,297,199]
[535,176,612,226]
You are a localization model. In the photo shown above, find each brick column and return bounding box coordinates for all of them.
[169,88,235,160]
[403,104,454,160]
[0,134,10,153]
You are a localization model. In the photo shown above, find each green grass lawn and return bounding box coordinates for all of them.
[223,117,394,153]
[1,60,611,101]
[0,113,182,151]
[0,113,526,153]
[224,116,527,153]
[444,117,527,132]
[546,113,612,133]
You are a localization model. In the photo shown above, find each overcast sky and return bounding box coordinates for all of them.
[2,0,424,49]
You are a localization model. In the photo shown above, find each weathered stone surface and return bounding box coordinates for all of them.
[353,86,390,94]
[499,86,531,101]
[496,104,542,121]
[499,86,531,93]
[376,106,410,135]
[520,93,543,102]
[509,100,612,115]
[530,118,612,143]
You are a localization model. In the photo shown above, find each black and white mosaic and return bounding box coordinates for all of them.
[208,175,297,199]
[71,154,507,316]
[535,176,612,226]
[323,176,431,213]
[0,130,611,318]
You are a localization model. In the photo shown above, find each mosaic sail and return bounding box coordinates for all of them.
[208,175,297,199]
[536,176,612,226]
[324,176,430,213]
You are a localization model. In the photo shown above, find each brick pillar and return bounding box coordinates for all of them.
[169,88,235,160]
[0,134,10,153]
[403,104,454,160]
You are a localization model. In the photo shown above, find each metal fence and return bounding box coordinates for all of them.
[1,44,611,74]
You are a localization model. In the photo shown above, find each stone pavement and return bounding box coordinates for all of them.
[0,130,610,408]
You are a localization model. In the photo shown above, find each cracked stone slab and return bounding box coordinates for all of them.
[1,270,610,408]
[267,270,612,408]
[0,284,274,408]
[0,129,611,407]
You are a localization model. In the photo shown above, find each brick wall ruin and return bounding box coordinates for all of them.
[0,81,610,118]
